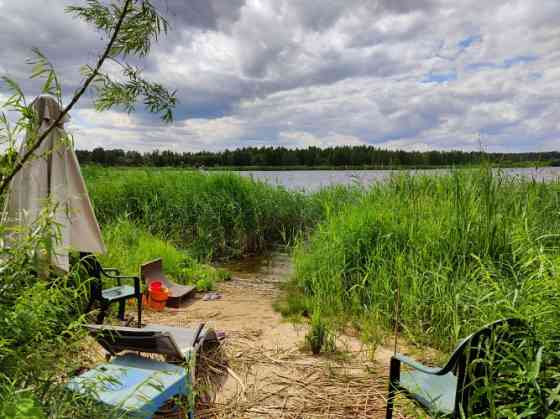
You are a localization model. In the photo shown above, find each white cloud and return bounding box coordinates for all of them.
[2,0,559,152]
[278,131,364,149]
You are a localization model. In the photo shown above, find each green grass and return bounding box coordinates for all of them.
[5,164,558,417]
[99,218,230,291]
[287,168,560,416]
[84,166,320,260]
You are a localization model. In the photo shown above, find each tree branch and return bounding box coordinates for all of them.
[0,0,133,196]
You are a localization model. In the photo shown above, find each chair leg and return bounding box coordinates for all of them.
[386,357,401,419]
[137,294,142,328]
[118,300,126,321]
[96,302,108,324]
[85,298,94,315]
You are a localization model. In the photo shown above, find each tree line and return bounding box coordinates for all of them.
[75,146,560,168]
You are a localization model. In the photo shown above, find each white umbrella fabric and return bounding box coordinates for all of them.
[2,95,106,271]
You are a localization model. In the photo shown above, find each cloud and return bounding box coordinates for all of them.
[277,131,364,149]
[1,0,559,153]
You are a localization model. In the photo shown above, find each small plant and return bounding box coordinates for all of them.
[195,278,214,292]
[305,311,336,355]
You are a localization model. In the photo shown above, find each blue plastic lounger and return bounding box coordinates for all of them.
[67,353,192,418]
[68,323,220,418]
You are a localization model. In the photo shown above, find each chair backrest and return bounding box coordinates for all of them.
[80,252,102,277]
[445,318,528,416]
[86,324,184,360]
[80,252,103,299]
[140,258,173,288]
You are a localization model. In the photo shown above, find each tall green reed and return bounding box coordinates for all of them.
[293,169,560,347]
[291,168,560,415]
[85,167,314,260]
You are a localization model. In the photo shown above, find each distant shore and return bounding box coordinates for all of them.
[82,161,558,171]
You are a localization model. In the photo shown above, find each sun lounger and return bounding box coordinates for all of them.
[85,323,218,371]
[69,323,220,418]
[141,258,196,308]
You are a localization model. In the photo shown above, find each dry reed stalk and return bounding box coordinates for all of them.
[193,331,400,419]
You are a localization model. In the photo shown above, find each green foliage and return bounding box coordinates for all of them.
[67,0,169,57]
[84,167,322,260]
[75,145,560,168]
[99,218,228,290]
[67,0,176,122]
[0,219,97,417]
[305,311,336,355]
[1,394,46,419]
[291,168,560,416]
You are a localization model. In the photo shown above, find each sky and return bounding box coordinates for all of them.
[0,0,559,153]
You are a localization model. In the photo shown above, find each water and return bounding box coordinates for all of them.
[238,167,560,191]
[222,251,292,285]
[220,251,292,294]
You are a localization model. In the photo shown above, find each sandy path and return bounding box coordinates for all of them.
[141,253,415,419]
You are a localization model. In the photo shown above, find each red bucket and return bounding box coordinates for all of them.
[149,281,162,292]
[148,281,168,311]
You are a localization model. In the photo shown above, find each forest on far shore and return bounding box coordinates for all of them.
[75,146,560,169]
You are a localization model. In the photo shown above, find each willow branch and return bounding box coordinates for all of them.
[0,0,133,196]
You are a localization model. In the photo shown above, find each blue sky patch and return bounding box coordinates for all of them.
[421,71,458,83]
[503,55,537,67]
[467,55,538,71]
[457,35,482,50]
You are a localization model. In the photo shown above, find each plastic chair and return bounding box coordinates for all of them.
[81,252,142,326]
[386,318,528,418]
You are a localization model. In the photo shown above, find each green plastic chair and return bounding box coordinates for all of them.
[80,252,142,326]
[386,318,527,418]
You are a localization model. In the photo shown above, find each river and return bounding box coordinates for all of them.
[238,167,560,191]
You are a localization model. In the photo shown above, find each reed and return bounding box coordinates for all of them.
[289,168,560,415]
[84,167,316,260]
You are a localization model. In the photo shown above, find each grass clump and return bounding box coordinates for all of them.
[305,311,336,355]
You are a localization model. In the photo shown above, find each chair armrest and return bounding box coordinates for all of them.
[100,269,125,286]
[393,353,445,375]
[103,273,141,294]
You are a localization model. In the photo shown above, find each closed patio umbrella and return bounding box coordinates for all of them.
[2,95,106,271]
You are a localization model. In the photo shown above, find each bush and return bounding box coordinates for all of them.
[0,216,96,417]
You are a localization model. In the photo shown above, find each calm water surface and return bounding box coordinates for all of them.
[238,167,560,191]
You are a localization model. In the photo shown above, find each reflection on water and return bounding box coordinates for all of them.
[238,167,560,191]
[222,251,292,284]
